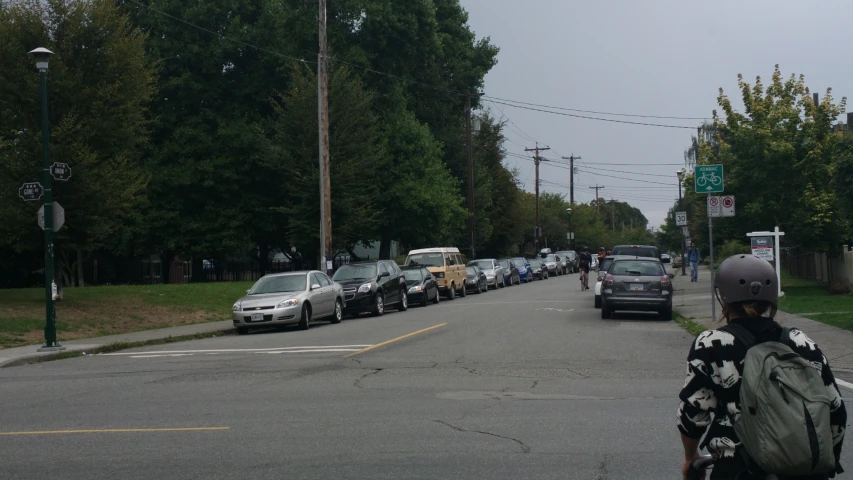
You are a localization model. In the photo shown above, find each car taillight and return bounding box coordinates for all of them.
[661,275,671,287]
[597,276,604,282]
[604,274,613,286]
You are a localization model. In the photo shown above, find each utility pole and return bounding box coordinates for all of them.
[561,154,580,206]
[317,0,332,274]
[611,200,616,230]
[466,92,483,259]
[589,185,605,213]
[526,143,550,252]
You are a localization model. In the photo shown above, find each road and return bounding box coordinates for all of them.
[1,274,850,479]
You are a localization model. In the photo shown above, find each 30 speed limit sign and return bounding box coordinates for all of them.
[675,211,688,226]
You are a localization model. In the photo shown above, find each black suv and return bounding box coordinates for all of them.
[610,245,661,260]
[332,261,409,317]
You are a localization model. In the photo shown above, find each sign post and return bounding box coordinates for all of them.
[747,227,785,298]
[696,164,724,320]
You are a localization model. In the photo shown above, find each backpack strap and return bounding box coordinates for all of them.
[719,322,756,350]
[779,326,791,344]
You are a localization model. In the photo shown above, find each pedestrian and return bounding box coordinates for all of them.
[688,242,700,282]
[677,254,845,479]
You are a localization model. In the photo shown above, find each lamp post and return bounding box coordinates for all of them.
[676,168,686,276]
[29,47,63,351]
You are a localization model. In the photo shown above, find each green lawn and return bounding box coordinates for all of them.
[0,282,253,349]
[778,273,853,332]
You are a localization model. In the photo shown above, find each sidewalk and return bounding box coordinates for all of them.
[672,266,853,372]
[0,320,235,368]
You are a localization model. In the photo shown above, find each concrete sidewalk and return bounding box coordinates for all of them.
[0,320,235,368]
[672,266,853,372]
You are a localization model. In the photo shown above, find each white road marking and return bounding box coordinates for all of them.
[101,345,372,356]
[535,308,574,312]
[129,354,194,358]
[836,378,853,392]
[259,349,362,354]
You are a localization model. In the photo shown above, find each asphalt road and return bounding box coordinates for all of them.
[1,274,850,479]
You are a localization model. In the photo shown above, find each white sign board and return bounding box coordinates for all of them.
[747,227,786,298]
[566,232,574,240]
[721,195,735,217]
[707,195,721,217]
[682,226,690,237]
[37,202,65,232]
[675,211,688,226]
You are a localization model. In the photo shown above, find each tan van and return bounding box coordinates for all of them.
[404,247,467,299]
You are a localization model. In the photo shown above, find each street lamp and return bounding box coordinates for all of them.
[566,208,574,250]
[29,47,63,352]
[676,168,687,276]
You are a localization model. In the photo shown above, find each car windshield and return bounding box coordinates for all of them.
[498,259,511,269]
[529,259,541,268]
[600,258,614,272]
[332,264,378,281]
[248,274,306,294]
[545,255,556,262]
[402,269,423,282]
[512,258,526,265]
[468,260,493,270]
[611,261,663,276]
[466,267,476,275]
[405,253,444,267]
[611,246,659,258]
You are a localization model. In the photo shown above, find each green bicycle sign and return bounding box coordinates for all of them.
[694,164,724,193]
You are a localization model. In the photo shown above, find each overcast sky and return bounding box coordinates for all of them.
[461,0,851,229]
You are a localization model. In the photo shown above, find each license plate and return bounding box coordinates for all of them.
[629,283,643,291]
[250,313,264,322]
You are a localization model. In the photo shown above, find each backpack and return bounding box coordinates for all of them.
[721,322,835,476]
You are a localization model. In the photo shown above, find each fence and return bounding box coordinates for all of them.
[784,246,853,287]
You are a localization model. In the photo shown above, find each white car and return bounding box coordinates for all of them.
[594,255,633,308]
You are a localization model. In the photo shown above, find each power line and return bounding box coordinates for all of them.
[484,99,697,129]
[574,168,675,186]
[483,95,709,121]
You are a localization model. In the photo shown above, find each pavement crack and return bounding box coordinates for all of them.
[597,454,609,480]
[434,420,530,453]
[353,368,382,388]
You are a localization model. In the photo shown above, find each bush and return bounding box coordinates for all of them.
[718,240,750,261]
[830,280,850,295]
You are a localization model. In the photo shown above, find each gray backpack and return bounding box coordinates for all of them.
[722,323,835,476]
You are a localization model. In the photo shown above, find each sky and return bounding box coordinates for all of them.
[461,0,852,229]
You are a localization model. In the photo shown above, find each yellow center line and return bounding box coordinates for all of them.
[344,323,447,358]
[0,427,230,436]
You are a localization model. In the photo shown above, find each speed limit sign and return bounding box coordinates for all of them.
[675,211,687,226]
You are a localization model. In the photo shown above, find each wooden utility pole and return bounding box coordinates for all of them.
[589,185,605,213]
[561,154,580,206]
[318,0,332,273]
[526,144,550,252]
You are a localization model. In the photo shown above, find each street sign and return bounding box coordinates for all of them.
[50,162,71,181]
[566,232,574,240]
[695,164,724,193]
[682,226,690,236]
[747,227,786,298]
[18,182,44,201]
[675,211,688,226]
[707,195,721,217]
[750,236,773,261]
[38,202,65,232]
[721,195,735,217]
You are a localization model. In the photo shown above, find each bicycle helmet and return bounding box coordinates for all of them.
[714,254,778,306]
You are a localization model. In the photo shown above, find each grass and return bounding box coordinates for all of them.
[778,272,853,333]
[674,312,706,336]
[0,282,253,349]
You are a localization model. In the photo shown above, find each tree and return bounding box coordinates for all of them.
[0,0,155,286]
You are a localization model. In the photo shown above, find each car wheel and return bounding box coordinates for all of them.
[372,293,385,316]
[299,303,312,330]
[330,299,343,323]
[500,277,505,288]
[601,303,611,319]
[236,326,249,335]
[447,284,455,300]
[460,282,467,297]
[660,307,673,321]
[594,295,601,308]
[422,292,429,306]
[478,282,484,294]
[398,292,408,311]
[432,288,440,304]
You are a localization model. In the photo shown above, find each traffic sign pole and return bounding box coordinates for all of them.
[708,192,716,321]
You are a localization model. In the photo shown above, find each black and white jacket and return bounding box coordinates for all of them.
[677,317,847,477]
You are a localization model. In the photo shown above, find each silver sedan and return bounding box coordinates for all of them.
[232,271,344,335]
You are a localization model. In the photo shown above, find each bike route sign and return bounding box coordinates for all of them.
[695,164,724,193]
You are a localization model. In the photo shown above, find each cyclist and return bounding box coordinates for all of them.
[677,254,846,480]
[598,246,606,263]
[577,246,592,289]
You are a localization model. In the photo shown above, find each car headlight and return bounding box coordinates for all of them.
[232,301,241,312]
[408,285,423,292]
[434,272,445,278]
[277,299,299,308]
[358,283,372,293]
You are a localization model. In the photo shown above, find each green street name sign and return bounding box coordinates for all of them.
[694,164,724,193]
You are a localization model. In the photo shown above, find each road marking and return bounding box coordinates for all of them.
[102,345,371,356]
[837,378,853,392]
[344,323,447,358]
[535,308,574,313]
[260,349,362,354]
[0,427,229,436]
[130,354,194,358]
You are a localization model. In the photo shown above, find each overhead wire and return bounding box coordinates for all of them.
[484,100,697,129]
[483,95,709,121]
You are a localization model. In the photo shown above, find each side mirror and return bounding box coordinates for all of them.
[668,273,675,279]
[311,283,321,290]
[246,289,251,294]
[380,271,390,278]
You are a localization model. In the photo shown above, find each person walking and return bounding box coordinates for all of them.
[688,242,700,282]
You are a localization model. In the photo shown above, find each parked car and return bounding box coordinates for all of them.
[542,254,561,276]
[467,259,506,289]
[594,255,635,308]
[465,266,488,294]
[555,251,575,274]
[333,261,408,317]
[589,255,599,271]
[511,257,533,283]
[232,270,343,335]
[404,247,467,299]
[401,266,440,306]
[600,258,675,320]
[672,255,684,268]
[528,258,548,280]
[498,258,521,286]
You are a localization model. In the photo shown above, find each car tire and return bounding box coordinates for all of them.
[447,284,455,300]
[477,282,483,294]
[330,299,343,323]
[422,292,429,306]
[299,303,312,330]
[432,289,440,304]
[594,295,601,308]
[372,293,385,316]
[398,292,408,311]
[601,303,611,319]
[500,277,506,288]
[460,283,467,297]
[237,326,249,335]
[660,307,673,321]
